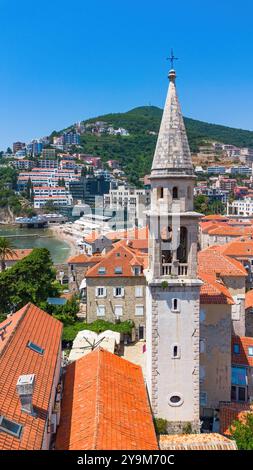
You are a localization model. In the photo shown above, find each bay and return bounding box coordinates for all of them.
[0,225,71,264]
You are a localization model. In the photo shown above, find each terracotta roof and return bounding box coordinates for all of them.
[220,403,253,436]
[0,303,62,450]
[159,433,237,450]
[86,243,146,278]
[4,249,33,261]
[221,237,253,257]
[245,289,253,309]
[232,335,253,367]
[84,227,148,244]
[201,214,229,221]
[55,348,158,450]
[199,273,234,305]
[198,248,247,277]
[67,253,103,264]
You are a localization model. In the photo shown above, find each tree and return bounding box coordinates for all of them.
[44,200,56,213]
[0,248,60,313]
[230,413,253,450]
[0,237,17,271]
[194,195,209,214]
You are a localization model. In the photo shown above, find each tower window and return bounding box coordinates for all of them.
[168,394,184,407]
[158,187,164,199]
[187,186,192,199]
[172,298,180,312]
[172,187,178,199]
[171,343,180,359]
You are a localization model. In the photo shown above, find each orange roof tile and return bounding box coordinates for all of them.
[245,289,253,309]
[221,236,253,257]
[201,215,229,222]
[4,249,33,261]
[159,433,237,450]
[220,403,253,436]
[55,348,158,450]
[198,248,247,277]
[0,303,62,450]
[232,335,253,367]
[199,273,234,305]
[86,244,146,278]
[67,253,103,264]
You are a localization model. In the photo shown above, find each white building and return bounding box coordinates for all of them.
[227,198,253,216]
[145,67,202,433]
[104,185,150,218]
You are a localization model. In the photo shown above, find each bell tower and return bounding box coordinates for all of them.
[145,66,202,433]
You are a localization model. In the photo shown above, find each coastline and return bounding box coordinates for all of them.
[49,224,80,258]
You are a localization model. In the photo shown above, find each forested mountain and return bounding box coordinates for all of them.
[58,106,253,185]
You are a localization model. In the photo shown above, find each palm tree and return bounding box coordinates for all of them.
[0,237,17,271]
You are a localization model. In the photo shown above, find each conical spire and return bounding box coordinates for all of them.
[151,69,194,177]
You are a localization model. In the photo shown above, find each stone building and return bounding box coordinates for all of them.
[198,247,247,337]
[86,242,147,340]
[199,273,233,424]
[67,253,104,293]
[145,67,202,433]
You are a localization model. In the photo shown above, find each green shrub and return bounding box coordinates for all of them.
[153,418,168,435]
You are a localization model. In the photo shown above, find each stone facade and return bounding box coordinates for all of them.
[200,303,232,415]
[86,276,147,339]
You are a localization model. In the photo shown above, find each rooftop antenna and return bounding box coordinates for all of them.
[167,48,178,70]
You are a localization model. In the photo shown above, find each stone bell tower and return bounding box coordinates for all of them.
[145,66,202,433]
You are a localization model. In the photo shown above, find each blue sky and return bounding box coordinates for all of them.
[1,0,253,149]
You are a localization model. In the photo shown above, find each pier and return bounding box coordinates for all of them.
[15,216,48,229]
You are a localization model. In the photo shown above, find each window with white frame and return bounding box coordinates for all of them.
[171,298,180,312]
[133,266,141,276]
[113,287,124,298]
[135,286,143,298]
[200,339,206,353]
[96,305,105,317]
[135,305,144,316]
[200,308,206,323]
[200,365,206,382]
[249,346,253,357]
[114,305,123,317]
[200,391,207,406]
[96,287,106,298]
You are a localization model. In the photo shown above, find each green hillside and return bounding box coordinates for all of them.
[59,106,253,186]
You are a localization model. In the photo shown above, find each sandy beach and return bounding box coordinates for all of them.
[49,225,80,258]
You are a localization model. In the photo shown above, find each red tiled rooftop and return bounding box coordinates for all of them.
[220,402,253,436]
[0,303,62,450]
[86,243,146,278]
[55,348,158,450]
[245,289,253,309]
[67,253,103,264]
[232,335,253,367]
[198,248,247,277]
[4,249,33,261]
[199,273,234,305]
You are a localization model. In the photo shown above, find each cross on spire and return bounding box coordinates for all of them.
[167,49,178,70]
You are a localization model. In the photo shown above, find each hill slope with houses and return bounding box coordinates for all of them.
[54,106,253,185]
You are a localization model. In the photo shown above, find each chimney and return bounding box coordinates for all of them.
[16,374,36,416]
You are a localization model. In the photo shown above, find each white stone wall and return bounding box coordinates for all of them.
[146,283,200,428]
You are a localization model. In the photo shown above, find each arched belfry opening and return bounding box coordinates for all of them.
[172,187,178,199]
[161,225,172,264]
[177,226,188,263]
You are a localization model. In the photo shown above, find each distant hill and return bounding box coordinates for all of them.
[57,106,253,186]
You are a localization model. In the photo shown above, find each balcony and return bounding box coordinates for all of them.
[162,263,188,277]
